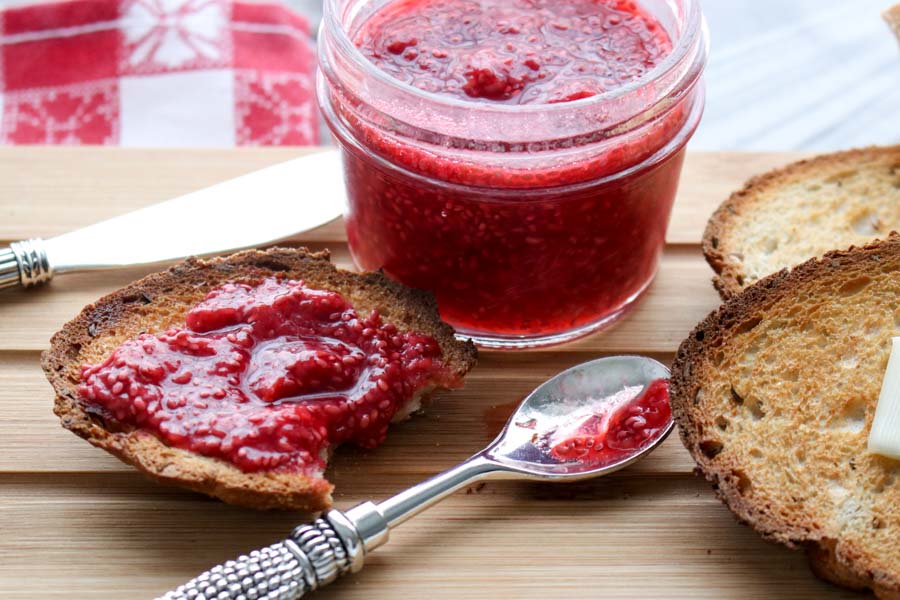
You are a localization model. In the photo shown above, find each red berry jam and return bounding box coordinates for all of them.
[78,278,452,474]
[319,0,707,346]
[356,0,671,105]
[544,378,671,467]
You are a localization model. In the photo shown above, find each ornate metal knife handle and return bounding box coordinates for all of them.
[0,239,53,290]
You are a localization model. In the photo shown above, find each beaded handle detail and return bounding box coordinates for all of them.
[157,515,358,600]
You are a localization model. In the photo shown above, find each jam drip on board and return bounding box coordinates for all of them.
[356,0,672,105]
[541,378,671,468]
[79,278,450,474]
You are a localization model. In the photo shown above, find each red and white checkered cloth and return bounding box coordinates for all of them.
[0,0,319,146]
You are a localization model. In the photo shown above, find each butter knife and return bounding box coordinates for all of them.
[0,150,345,291]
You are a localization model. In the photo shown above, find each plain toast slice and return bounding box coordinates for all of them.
[42,247,477,511]
[703,146,900,297]
[671,234,900,598]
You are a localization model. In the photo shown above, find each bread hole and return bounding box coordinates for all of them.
[827,481,849,502]
[851,212,881,236]
[66,343,83,360]
[783,369,799,382]
[255,260,290,272]
[699,440,724,459]
[761,238,779,255]
[735,317,762,335]
[122,292,153,305]
[872,517,884,530]
[693,387,705,405]
[715,416,730,431]
[838,353,859,369]
[833,401,867,433]
[806,183,822,192]
[745,397,766,420]
[732,469,752,495]
[795,448,807,465]
[729,385,744,405]
[694,330,705,342]
[838,275,872,297]
[716,350,728,367]
[874,473,896,494]
[749,448,763,460]
[864,323,883,339]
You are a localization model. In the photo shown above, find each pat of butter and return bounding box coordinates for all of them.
[868,337,900,460]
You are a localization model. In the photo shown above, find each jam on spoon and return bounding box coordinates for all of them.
[544,378,671,468]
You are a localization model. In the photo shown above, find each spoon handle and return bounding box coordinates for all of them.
[157,457,506,600]
[156,510,364,600]
[376,454,500,526]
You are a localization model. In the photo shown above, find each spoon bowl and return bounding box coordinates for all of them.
[484,355,672,480]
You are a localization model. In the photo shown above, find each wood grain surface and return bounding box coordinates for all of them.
[0,148,862,599]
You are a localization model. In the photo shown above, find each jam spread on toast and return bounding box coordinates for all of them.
[544,378,670,467]
[79,278,450,473]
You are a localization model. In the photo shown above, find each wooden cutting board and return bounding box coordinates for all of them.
[0,148,862,599]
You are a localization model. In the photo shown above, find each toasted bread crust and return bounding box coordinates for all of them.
[42,248,477,511]
[703,145,900,298]
[672,234,900,598]
[886,4,900,45]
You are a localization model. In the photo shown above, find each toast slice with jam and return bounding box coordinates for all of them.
[42,247,476,511]
[671,234,900,598]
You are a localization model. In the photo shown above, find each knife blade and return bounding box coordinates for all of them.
[0,150,346,290]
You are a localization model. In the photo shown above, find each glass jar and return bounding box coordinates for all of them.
[318,0,709,348]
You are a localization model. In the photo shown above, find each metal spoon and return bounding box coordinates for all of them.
[160,355,672,600]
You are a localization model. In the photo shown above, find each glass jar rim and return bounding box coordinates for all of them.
[321,0,707,118]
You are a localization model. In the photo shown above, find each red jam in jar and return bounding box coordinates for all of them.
[78,278,453,475]
[355,0,672,105]
[318,0,708,347]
